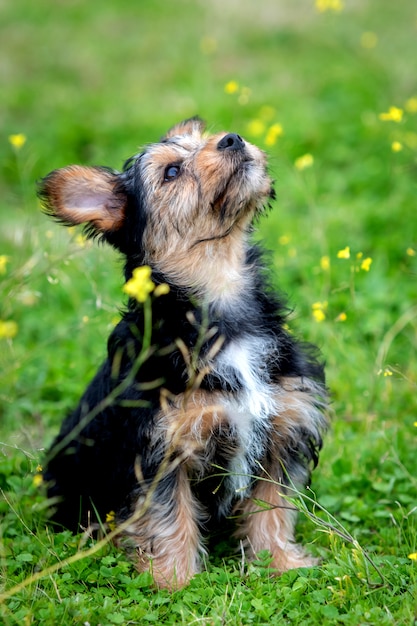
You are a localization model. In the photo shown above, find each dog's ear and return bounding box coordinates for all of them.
[38,165,126,233]
[163,117,206,140]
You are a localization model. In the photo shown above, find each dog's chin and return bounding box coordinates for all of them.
[234,169,272,214]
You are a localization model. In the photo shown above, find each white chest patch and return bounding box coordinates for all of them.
[213,336,278,504]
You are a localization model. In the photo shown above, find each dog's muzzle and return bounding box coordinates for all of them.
[217,133,245,152]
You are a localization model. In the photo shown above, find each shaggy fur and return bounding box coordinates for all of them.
[40,118,328,590]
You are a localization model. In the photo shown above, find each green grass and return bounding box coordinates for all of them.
[1,0,417,623]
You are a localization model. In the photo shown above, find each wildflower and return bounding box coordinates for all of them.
[377,368,393,377]
[0,255,9,275]
[315,0,343,12]
[335,312,347,322]
[408,553,417,561]
[8,133,27,149]
[154,283,170,297]
[247,119,266,137]
[312,309,326,323]
[360,31,378,49]
[224,80,239,95]
[123,266,155,302]
[405,97,417,114]
[337,246,350,259]
[294,153,314,171]
[320,255,330,271]
[265,123,284,146]
[379,107,403,123]
[413,422,417,427]
[33,473,43,488]
[391,141,403,152]
[106,511,117,531]
[75,233,89,247]
[0,320,18,339]
[406,248,416,257]
[312,301,327,323]
[360,257,372,271]
[279,234,291,246]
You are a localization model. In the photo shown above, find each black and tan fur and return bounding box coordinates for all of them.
[40,118,328,590]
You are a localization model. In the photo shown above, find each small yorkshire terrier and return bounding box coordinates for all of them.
[40,118,328,590]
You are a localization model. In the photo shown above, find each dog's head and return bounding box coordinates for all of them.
[39,118,273,298]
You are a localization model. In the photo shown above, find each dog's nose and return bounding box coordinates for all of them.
[217,133,245,151]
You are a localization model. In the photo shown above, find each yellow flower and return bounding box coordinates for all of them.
[312,301,327,323]
[406,248,416,257]
[0,255,10,275]
[413,422,417,427]
[360,31,378,49]
[383,369,393,377]
[106,510,117,531]
[320,255,330,271]
[405,97,417,114]
[224,80,239,95]
[0,320,18,339]
[379,107,403,123]
[335,312,347,322]
[247,119,266,137]
[123,266,155,303]
[312,309,326,323]
[153,283,170,297]
[360,257,372,272]
[33,473,43,488]
[294,153,314,171]
[75,233,89,247]
[9,133,27,149]
[391,141,403,152]
[264,123,284,146]
[315,0,343,12]
[337,246,350,259]
[408,553,417,560]
[279,234,291,246]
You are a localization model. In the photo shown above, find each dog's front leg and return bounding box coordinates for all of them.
[234,477,317,572]
[123,464,204,590]
[234,377,326,572]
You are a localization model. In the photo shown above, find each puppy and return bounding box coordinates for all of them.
[40,118,328,590]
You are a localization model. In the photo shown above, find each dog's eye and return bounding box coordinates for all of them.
[164,164,181,182]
